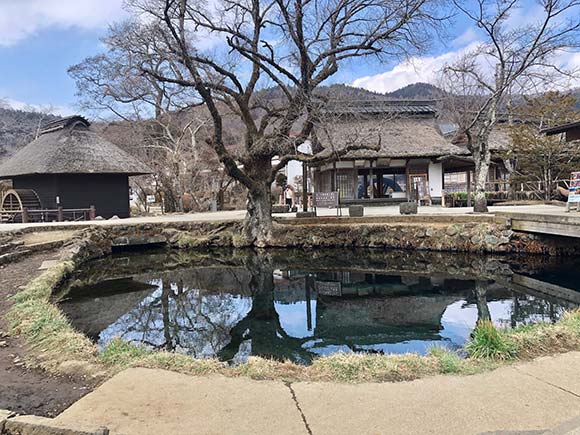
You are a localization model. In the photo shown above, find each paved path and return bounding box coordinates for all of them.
[54,352,580,435]
[0,204,571,232]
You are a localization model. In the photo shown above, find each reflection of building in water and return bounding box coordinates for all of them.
[59,260,579,365]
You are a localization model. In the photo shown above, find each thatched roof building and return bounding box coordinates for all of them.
[0,116,150,220]
[0,116,150,177]
[316,100,509,160]
[310,99,510,205]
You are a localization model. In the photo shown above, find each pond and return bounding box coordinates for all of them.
[56,248,580,365]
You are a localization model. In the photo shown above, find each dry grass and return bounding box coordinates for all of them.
[7,261,100,373]
[6,260,580,384]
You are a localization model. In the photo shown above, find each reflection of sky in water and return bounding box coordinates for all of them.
[275,301,317,338]
[64,263,575,363]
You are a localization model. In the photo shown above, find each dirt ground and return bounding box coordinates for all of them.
[20,230,77,245]
[0,250,98,417]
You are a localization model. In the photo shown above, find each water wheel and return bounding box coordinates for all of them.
[0,189,42,223]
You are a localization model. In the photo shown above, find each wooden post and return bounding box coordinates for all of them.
[352,166,357,200]
[302,162,308,212]
[89,205,96,220]
[369,161,375,199]
[57,206,64,222]
[466,170,472,208]
[22,207,29,223]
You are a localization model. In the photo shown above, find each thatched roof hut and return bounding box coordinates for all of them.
[0,116,150,220]
[0,116,150,177]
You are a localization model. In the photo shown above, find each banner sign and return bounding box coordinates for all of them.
[569,172,580,202]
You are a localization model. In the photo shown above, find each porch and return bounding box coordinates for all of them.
[312,158,445,205]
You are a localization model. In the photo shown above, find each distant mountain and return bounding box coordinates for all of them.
[258,82,443,101]
[0,107,60,161]
[385,83,442,99]
[256,83,386,101]
[314,84,387,100]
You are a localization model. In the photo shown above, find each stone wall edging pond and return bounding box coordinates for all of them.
[1,213,579,255]
[57,218,580,258]
[5,219,580,385]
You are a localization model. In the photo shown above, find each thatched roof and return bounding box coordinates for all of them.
[317,116,510,160]
[0,116,151,179]
[321,99,437,116]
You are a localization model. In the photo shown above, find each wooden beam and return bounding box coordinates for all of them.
[511,219,580,238]
[511,274,580,304]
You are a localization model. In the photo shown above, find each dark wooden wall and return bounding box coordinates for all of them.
[13,174,130,219]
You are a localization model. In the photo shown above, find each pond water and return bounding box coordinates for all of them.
[56,248,580,364]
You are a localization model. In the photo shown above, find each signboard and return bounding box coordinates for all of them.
[313,191,339,207]
[569,172,580,203]
[315,280,342,296]
[146,195,156,204]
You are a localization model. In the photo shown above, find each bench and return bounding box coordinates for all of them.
[313,191,342,217]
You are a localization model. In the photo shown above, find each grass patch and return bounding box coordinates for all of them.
[6,256,580,384]
[466,320,516,360]
[6,261,99,373]
[100,338,224,375]
[308,352,441,382]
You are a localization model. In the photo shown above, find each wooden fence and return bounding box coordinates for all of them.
[1,206,96,224]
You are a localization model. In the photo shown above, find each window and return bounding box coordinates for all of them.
[394,174,407,193]
[317,171,332,193]
[336,170,354,199]
[443,171,473,193]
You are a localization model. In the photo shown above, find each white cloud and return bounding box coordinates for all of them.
[0,0,126,47]
[452,27,479,47]
[352,41,580,94]
[2,97,75,116]
[351,42,480,93]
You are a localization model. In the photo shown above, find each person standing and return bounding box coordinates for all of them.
[284,185,294,208]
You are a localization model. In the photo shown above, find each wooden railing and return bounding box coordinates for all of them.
[1,206,96,223]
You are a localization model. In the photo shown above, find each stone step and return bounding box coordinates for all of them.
[0,241,24,255]
[26,239,66,253]
[0,249,31,266]
[1,412,108,435]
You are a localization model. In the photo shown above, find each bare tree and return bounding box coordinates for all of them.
[88,0,445,245]
[69,24,224,213]
[508,92,580,199]
[440,0,580,212]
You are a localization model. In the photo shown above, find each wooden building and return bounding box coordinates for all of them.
[0,116,150,219]
[541,120,580,142]
[312,100,510,205]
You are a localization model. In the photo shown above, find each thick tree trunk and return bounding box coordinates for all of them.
[472,139,491,213]
[244,183,273,246]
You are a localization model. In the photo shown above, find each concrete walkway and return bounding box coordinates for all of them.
[0,204,570,232]
[54,352,580,435]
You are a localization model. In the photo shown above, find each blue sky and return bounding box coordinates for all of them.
[0,0,578,115]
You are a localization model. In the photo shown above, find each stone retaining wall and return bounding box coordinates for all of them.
[58,219,580,263]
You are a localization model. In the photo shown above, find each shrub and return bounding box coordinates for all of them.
[466,320,516,360]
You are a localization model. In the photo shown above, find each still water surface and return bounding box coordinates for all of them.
[57,249,580,364]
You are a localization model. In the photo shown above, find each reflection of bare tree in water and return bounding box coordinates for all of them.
[219,251,314,362]
[475,281,491,324]
[472,280,568,329]
[88,249,579,362]
[108,273,252,358]
[509,296,566,327]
